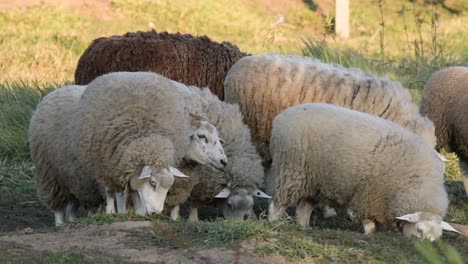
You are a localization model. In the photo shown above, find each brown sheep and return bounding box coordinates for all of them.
[421,66,468,194]
[74,29,249,100]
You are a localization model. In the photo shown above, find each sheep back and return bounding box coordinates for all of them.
[270,103,447,227]
[74,29,248,100]
[224,54,436,160]
[72,72,191,191]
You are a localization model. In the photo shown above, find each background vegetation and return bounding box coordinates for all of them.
[0,0,466,262]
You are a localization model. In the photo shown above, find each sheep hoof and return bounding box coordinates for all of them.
[54,210,65,227]
[170,206,180,221]
[362,219,376,234]
[189,207,199,222]
[296,199,313,227]
[106,205,116,214]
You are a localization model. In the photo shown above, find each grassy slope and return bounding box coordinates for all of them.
[0,0,467,262]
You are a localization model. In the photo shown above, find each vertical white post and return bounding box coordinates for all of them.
[336,0,350,38]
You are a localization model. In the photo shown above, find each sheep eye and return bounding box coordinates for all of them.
[149,179,158,190]
[198,134,208,143]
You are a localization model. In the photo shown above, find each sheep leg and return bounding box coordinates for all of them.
[362,219,376,234]
[66,199,79,222]
[296,199,314,227]
[189,207,199,221]
[268,201,286,222]
[459,157,468,195]
[54,209,65,226]
[322,204,337,218]
[170,205,180,221]
[115,192,126,213]
[131,191,145,215]
[105,187,116,214]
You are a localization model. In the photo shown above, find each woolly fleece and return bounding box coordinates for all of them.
[224,54,436,161]
[270,103,448,229]
[74,29,248,100]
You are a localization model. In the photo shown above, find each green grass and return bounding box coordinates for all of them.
[76,211,168,225]
[0,0,467,84]
[122,217,467,263]
[71,206,467,262]
[0,82,55,161]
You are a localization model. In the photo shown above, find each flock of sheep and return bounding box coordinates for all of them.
[27,29,467,242]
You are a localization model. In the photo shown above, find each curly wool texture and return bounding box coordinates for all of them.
[28,85,104,211]
[74,29,248,100]
[71,72,191,191]
[270,103,448,228]
[165,86,264,209]
[224,54,436,161]
[421,66,468,192]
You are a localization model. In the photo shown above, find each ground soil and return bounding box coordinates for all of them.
[0,221,289,264]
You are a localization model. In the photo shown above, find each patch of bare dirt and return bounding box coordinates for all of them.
[0,221,289,264]
[0,192,53,233]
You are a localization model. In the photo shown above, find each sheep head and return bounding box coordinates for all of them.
[396,211,460,241]
[215,186,271,220]
[185,120,228,169]
[129,165,188,215]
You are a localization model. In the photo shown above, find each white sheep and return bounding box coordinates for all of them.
[171,87,270,220]
[267,103,459,241]
[28,85,103,226]
[118,84,270,220]
[420,66,468,194]
[29,72,227,226]
[71,71,228,217]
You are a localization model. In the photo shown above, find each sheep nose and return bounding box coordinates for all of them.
[220,159,227,167]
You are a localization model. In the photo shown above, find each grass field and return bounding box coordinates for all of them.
[0,0,467,263]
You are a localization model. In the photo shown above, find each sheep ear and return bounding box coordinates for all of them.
[169,166,189,178]
[138,165,152,179]
[437,153,449,162]
[252,189,272,199]
[219,138,225,145]
[215,187,231,198]
[441,221,461,234]
[395,212,421,223]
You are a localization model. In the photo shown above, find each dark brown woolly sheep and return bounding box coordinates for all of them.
[74,29,249,100]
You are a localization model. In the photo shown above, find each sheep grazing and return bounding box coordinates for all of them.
[71,71,228,216]
[28,85,104,226]
[224,54,436,163]
[164,86,270,221]
[74,29,248,100]
[267,103,459,241]
[421,66,468,194]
